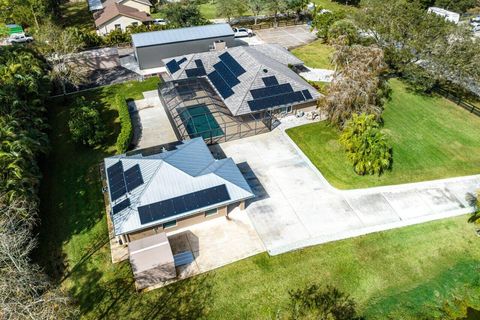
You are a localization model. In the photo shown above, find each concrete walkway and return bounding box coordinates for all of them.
[220,119,480,255]
[299,67,334,82]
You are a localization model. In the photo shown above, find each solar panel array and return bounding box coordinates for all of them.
[166,57,187,74]
[113,198,131,215]
[138,184,231,225]
[107,161,144,202]
[262,76,279,87]
[185,59,207,78]
[107,161,127,201]
[206,52,246,99]
[247,83,314,111]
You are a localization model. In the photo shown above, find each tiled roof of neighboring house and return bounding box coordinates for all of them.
[118,0,152,6]
[94,0,152,28]
[132,23,234,48]
[104,138,254,235]
[163,46,321,116]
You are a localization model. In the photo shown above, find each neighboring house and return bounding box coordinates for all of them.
[104,138,254,245]
[159,45,321,143]
[132,24,236,70]
[427,7,460,24]
[94,0,152,35]
[89,0,152,12]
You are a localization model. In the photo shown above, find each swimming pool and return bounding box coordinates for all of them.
[179,104,224,140]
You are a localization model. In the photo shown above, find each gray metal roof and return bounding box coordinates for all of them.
[104,138,254,235]
[132,23,234,48]
[163,46,321,116]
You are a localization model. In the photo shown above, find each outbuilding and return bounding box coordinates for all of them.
[132,23,236,70]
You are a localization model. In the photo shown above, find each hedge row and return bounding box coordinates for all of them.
[115,95,133,154]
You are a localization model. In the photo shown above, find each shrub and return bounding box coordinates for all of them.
[68,97,106,147]
[339,113,392,176]
[328,19,359,45]
[286,284,363,320]
[115,95,133,154]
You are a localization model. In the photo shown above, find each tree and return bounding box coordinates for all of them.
[322,44,389,127]
[286,0,308,19]
[312,10,346,41]
[161,3,208,28]
[339,113,392,176]
[68,97,106,147]
[266,0,287,26]
[285,284,363,320]
[216,0,238,22]
[35,21,86,95]
[434,0,477,12]
[248,0,266,24]
[328,19,359,45]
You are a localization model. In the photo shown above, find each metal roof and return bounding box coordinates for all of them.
[104,138,254,235]
[132,23,234,48]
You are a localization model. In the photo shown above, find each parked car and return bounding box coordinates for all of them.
[7,34,33,44]
[233,27,253,38]
[473,25,480,33]
[470,16,480,23]
[153,18,167,26]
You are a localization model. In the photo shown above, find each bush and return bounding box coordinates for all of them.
[286,284,363,320]
[339,113,392,176]
[68,97,106,147]
[104,29,130,46]
[115,95,133,154]
[328,19,359,45]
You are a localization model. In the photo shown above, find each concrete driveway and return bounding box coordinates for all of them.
[254,25,317,48]
[220,128,480,255]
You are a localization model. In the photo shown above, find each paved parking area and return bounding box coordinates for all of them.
[220,128,480,255]
[253,25,317,48]
[129,90,178,149]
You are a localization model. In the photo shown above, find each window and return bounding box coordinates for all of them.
[114,24,121,30]
[205,208,218,217]
[162,220,177,229]
[132,22,138,26]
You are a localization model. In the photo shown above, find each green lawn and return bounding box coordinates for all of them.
[312,0,359,12]
[59,1,94,30]
[291,40,335,69]
[287,79,480,189]
[35,79,480,320]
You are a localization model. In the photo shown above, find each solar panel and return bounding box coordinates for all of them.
[250,83,293,99]
[262,76,279,87]
[213,61,240,87]
[137,185,231,225]
[112,198,130,214]
[107,161,127,201]
[178,57,187,65]
[124,164,143,192]
[185,67,206,77]
[166,59,180,73]
[219,52,246,76]
[208,71,234,99]
[194,59,204,68]
[248,91,305,111]
[302,89,313,100]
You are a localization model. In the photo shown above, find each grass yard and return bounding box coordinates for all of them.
[35,80,480,320]
[312,0,359,12]
[59,1,94,30]
[287,79,480,189]
[291,40,335,69]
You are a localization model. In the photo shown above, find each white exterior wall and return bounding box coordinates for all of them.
[97,15,144,35]
[121,0,151,13]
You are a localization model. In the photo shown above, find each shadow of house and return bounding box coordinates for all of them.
[237,162,270,205]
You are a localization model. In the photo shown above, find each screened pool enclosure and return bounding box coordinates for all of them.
[159,78,276,144]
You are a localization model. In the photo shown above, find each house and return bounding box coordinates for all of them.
[159,45,321,144]
[427,7,460,24]
[132,24,236,70]
[89,0,152,12]
[94,0,152,35]
[104,138,254,245]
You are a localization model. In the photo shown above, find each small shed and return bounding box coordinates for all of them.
[132,23,236,70]
[128,232,176,290]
